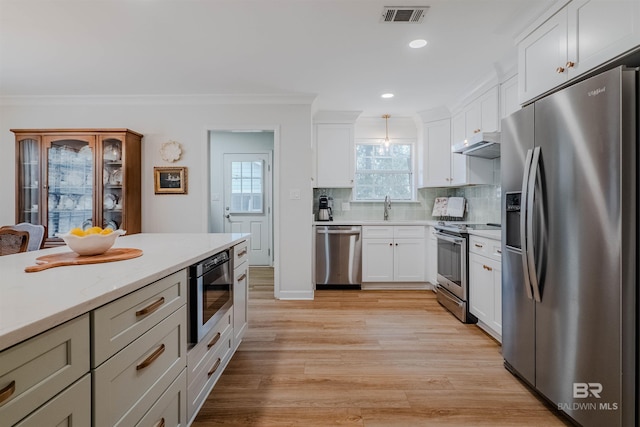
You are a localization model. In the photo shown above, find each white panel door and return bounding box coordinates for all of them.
[223,153,272,266]
[393,238,425,282]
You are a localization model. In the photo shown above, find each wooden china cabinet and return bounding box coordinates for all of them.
[12,129,142,246]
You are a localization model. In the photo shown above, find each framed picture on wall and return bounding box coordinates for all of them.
[154,167,188,194]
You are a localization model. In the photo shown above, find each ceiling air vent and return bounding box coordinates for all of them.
[380,6,429,23]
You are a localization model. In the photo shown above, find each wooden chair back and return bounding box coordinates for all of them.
[0,229,30,256]
[2,223,47,251]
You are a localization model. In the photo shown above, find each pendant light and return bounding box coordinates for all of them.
[382,114,392,147]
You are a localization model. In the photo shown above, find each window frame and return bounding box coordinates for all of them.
[352,138,417,202]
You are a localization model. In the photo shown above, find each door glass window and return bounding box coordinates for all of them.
[437,239,462,287]
[18,139,41,224]
[230,160,263,213]
[47,139,93,237]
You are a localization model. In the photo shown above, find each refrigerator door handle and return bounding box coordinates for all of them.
[520,148,534,300]
[526,147,542,302]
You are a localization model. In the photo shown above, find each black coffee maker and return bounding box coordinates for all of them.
[317,195,333,221]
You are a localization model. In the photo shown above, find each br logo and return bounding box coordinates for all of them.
[573,383,603,398]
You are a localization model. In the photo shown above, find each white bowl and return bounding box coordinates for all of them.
[59,229,126,256]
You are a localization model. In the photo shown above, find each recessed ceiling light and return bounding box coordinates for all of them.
[381,93,394,99]
[409,39,428,48]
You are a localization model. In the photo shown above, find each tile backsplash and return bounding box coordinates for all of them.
[314,160,501,224]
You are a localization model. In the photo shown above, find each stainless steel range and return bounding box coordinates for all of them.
[433,222,499,323]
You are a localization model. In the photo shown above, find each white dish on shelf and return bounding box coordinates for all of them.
[109,168,123,185]
[104,193,117,210]
[103,144,121,161]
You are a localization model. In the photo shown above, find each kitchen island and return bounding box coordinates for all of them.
[0,232,248,426]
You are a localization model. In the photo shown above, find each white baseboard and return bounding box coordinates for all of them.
[361,282,432,290]
[276,290,315,300]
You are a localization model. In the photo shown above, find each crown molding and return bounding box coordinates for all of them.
[0,93,317,107]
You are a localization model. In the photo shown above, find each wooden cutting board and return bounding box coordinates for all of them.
[25,248,143,273]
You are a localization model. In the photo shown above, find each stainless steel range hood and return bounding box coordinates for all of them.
[451,131,500,159]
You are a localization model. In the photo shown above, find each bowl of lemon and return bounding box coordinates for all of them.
[59,227,126,256]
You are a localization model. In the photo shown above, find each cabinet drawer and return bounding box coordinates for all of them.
[187,306,232,386]
[393,226,425,239]
[187,326,233,420]
[136,369,187,427]
[469,236,501,262]
[233,240,249,268]
[362,226,394,239]
[93,269,187,367]
[93,306,187,427]
[0,314,89,426]
[14,374,91,427]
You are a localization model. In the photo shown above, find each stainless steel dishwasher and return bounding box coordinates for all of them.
[315,225,362,289]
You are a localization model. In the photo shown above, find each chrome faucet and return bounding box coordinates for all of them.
[383,195,391,220]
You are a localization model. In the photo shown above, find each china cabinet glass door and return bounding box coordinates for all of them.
[45,137,95,239]
[101,137,124,230]
[17,138,41,225]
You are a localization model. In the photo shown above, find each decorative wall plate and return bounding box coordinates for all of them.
[160,141,182,162]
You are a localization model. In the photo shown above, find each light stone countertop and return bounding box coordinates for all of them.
[314,220,438,226]
[0,233,249,352]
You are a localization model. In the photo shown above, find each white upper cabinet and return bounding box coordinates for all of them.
[420,119,452,187]
[463,88,498,137]
[567,0,640,79]
[500,74,520,119]
[420,86,497,188]
[454,86,500,145]
[518,8,569,103]
[314,123,354,188]
[519,0,640,103]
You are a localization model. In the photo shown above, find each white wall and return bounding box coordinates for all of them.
[0,98,314,299]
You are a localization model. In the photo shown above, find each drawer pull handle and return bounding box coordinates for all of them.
[136,344,165,371]
[238,248,248,257]
[208,358,222,377]
[208,332,221,349]
[237,273,247,282]
[136,297,165,317]
[556,66,565,73]
[483,265,493,271]
[154,418,165,427]
[497,249,502,254]
[474,244,483,248]
[566,61,575,68]
[0,380,16,405]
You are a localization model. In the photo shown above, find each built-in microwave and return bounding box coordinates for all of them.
[188,250,233,344]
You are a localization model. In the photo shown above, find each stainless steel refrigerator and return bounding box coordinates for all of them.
[501,66,637,427]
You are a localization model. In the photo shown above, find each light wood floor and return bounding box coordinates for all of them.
[193,267,571,426]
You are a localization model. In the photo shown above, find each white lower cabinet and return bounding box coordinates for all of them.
[14,374,91,427]
[92,269,188,427]
[468,235,502,340]
[233,240,249,349]
[0,242,249,427]
[136,369,187,427]
[0,314,90,426]
[93,306,187,427]
[187,306,233,424]
[426,226,438,285]
[362,226,425,284]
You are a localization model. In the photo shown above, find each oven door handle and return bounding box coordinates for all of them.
[434,232,464,245]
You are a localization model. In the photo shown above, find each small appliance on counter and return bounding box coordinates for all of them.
[317,195,333,221]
